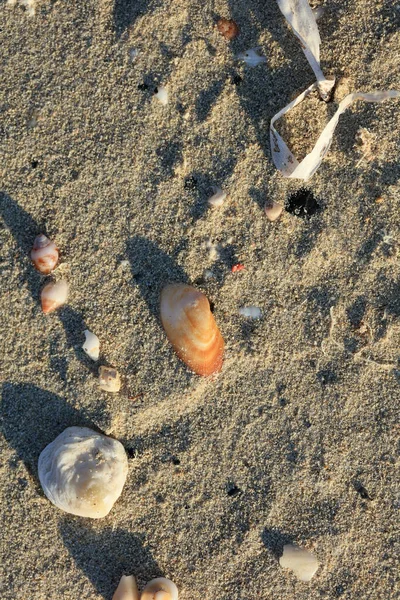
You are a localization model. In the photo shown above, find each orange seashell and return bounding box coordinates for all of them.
[31,234,59,274]
[217,18,240,40]
[41,280,69,314]
[160,283,224,376]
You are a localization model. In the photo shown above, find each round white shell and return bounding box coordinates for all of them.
[38,426,128,518]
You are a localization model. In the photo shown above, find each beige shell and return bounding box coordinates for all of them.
[160,283,224,376]
[38,426,128,518]
[279,544,319,582]
[141,578,178,600]
[113,575,139,600]
[41,280,69,314]
[99,366,122,392]
[83,330,100,361]
[31,234,59,274]
[265,201,283,222]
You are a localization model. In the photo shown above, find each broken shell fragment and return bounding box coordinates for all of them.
[265,201,284,222]
[217,18,240,40]
[236,48,266,67]
[83,330,100,361]
[239,306,262,319]
[208,187,227,208]
[31,234,59,274]
[154,86,168,105]
[141,578,178,600]
[279,544,319,582]
[160,283,224,376]
[41,280,69,314]
[99,366,122,393]
[38,426,128,518]
[113,575,140,600]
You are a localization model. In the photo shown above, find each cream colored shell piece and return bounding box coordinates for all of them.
[38,426,128,518]
[279,544,319,581]
[141,578,178,600]
[113,575,139,600]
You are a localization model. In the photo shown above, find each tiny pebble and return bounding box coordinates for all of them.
[265,201,283,222]
[239,306,262,319]
[231,263,245,273]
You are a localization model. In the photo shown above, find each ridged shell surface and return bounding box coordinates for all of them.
[38,426,128,518]
[160,283,224,376]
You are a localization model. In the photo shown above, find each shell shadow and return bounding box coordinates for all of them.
[0,192,93,372]
[60,521,163,599]
[126,236,189,320]
[261,527,294,559]
[0,382,108,485]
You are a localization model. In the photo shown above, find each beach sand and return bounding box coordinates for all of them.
[1,0,399,598]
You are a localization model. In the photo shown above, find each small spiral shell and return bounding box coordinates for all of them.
[141,578,178,600]
[40,280,69,314]
[31,234,59,274]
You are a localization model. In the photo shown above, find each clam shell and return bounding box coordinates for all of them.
[31,234,59,274]
[38,426,128,518]
[160,283,224,376]
[141,578,178,600]
[113,575,139,600]
[41,280,69,314]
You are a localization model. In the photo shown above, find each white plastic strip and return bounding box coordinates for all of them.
[270,86,400,181]
[276,0,335,100]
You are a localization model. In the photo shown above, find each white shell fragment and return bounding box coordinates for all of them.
[83,330,100,361]
[236,48,266,67]
[141,578,179,600]
[41,280,69,314]
[113,575,140,600]
[265,201,284,222]
[276,0,335,100]
[239,306,262,319]
[279,544,319,582]
[99,365,122,393]
[208,187,227,208]
[38,426,128,518]
[271,89,400,181]
[154,86,168,105]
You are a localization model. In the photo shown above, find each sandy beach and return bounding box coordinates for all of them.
[1,0,399,598]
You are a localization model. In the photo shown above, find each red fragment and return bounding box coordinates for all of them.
[231,263,245,273]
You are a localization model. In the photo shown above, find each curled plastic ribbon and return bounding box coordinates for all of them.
[270,87,400,181]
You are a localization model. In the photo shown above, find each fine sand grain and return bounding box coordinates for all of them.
[1,1,399,599]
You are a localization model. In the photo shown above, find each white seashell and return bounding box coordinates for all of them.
[41,280,69,314]
[208,187,227,208]
[99,366,122,393]
[236,48,266,67]
[141,578,178,600]
[113,575,139,600]
[38,426,128,518]
[83,330,100,361]
[239,306,262,319]
[279,544,319,582]
[154,86,168,105]
[31,234,59,274]
[265,201,283,222]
